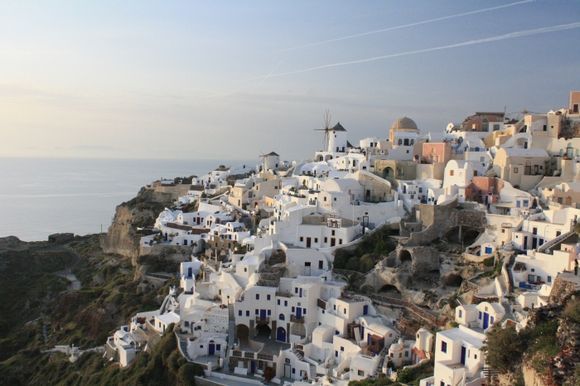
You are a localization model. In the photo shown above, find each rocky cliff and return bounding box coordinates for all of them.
[101,185,187,265]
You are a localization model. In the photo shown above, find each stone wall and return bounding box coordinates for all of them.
[401,199,486,246]
[549,272,580,304]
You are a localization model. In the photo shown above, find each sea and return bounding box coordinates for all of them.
[0,157,251,241]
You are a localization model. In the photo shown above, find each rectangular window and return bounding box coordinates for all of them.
[238,310,242,316]
[267,294,271,300]
[441,341,447,353]
[319,260,324,269]
[246,311,250,317]
[256,294,260,300]
[277,299,280,305]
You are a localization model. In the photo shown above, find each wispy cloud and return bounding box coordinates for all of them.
[266,21,580,78]
[278,0,535,52]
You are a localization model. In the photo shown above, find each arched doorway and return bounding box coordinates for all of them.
[399,249,412,263]
[276,327,286,342]
[383,167,394,178]
[256,324,271,339]
[236,324,249,345]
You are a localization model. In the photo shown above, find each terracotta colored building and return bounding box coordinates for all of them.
[466,176,504,205]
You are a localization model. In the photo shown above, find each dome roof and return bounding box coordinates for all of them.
[390,116,418,131]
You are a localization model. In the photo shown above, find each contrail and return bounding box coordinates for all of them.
[266,21,580,78]
[278,0,535,52]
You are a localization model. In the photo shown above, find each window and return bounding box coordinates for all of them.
[319,260,324,269]
[449,170,454,176]
[300,237,304,242]
[340,346,344,352]
[279,314,285,320]
[478,311,482,320]
[514,167,519,174]
[335,351,338,357]
[256,294,260,300]
[284,300,288,306]
[277,299,280,305]
[238,310,242,316]
[267,294,271,301]
[246,311,250,317]
[255,309,259,315]
[441,341,447,353]
[458,309,462,318]
[547,276,552,283]
[314,238,318,243]
[358,370,364,376]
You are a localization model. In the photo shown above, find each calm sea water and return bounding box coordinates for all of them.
[0,157,250,241]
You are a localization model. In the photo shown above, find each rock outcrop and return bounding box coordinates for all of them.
[101,185,187,265]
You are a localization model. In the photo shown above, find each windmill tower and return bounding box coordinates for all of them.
[314,110,332,152]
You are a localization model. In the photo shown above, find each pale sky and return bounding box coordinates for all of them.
[1,0,579,161]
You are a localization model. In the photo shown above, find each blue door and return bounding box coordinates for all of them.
[296,307,302,318]
[187,267,193,277]
[277,327,286,342]
[483,312,489,329]
[363,305,369,315]
[460,346,466,365]
[209,342,215,356]
[251,361,256,373]
[260,309,267,319]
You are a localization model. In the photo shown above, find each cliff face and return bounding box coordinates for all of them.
[101,186,186,265]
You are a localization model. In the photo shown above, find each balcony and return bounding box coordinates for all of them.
[291,315,305,323]
[255,316,270,324]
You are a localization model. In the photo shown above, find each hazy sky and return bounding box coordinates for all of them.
[1,0,579,161]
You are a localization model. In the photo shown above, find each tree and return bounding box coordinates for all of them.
[483,325,525,373]
[177,363,203,386]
